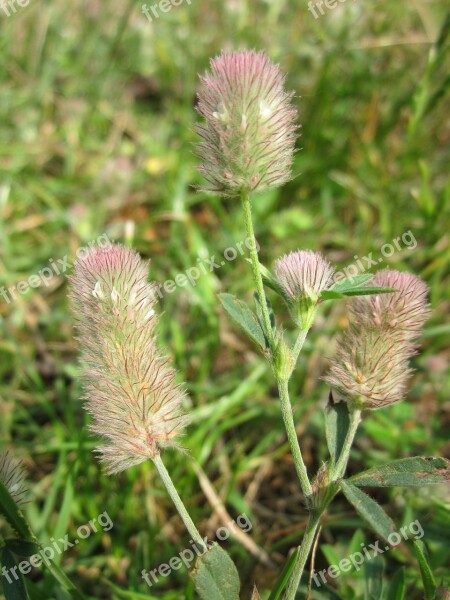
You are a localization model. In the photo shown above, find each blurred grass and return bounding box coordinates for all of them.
[0,0,449,598]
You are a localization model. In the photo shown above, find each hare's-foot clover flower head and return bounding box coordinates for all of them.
[351,270,430,342]
[274,250,334,329]
[325,270,429,410]
[69,244,189,475]
[0,452,28,506]
[324,329,414,410]
[196,50,298,197]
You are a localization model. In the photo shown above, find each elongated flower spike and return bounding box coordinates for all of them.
[274,250,335,329]
[325,270,430,410]
[350,270,430,342]
[69,244,189,475]
[0,452,28,506]
[196,50,298,197]
[324,329,414,410]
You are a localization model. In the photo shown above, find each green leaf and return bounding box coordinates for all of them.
[349,457,450,487]
[321,287,395,300]
[348,529,365,556]
[0,481,83,600]
[4,539,39,557]
[340,481,396,542]
[1,547,29,600]
[338,286,395,298]
[321,274,395,301]
[386,568,406,600]
[219,293,268,351]
[333,274,374,291]
[320,289,346,300]
[321,544,342,570]
[364,555,385,600]
[268,547,300,600]
[190,543,240,600]
[23,580,50,600]
[105,580,160,600]
[325,393,350,465]
[52,475,74,565]
[413,540,437,600]
[42,556,85,600]
[0,480,33,541]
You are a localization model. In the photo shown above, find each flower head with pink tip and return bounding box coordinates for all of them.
[325,270,430,410]
[350,270,430,342]
[69,244,189,474]
[274,250,334,328]
[196,50,298,197]
[324,329,414,409]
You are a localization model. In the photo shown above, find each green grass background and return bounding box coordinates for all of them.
[0,0,449,598]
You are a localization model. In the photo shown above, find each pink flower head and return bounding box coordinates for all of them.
[274,250,334,328]
[69,244,189,474]
[351,270,430,341]
[274,250,334,302]
[196,50,298,196]
[0,452,28,506]
[324,329,413,409]
[325,270,429,410]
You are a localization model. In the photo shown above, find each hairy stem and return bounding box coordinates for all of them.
[240,191,313,498]
[153,454,207,551]
[292,327,309,364]
[278,377,313,498]
[284,409,363,596]
[284,513,321,600]
[241,191,275,351]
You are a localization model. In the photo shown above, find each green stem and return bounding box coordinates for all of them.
[284,409,363,596]
[240,191,312,498]
[43,556,85,599]
[153,454,207,551]
[278,377,313,499]
[332,409,362,480]
[292,327,309,364]
[241,191,275,352]
[284,513,321,600]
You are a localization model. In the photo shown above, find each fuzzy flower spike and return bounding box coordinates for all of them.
[69,244,189,475]
[350,270,430,342]
[325,270,430,410]
[324,329,414,409]
[196,50,298,197]
[274,250,334,329]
